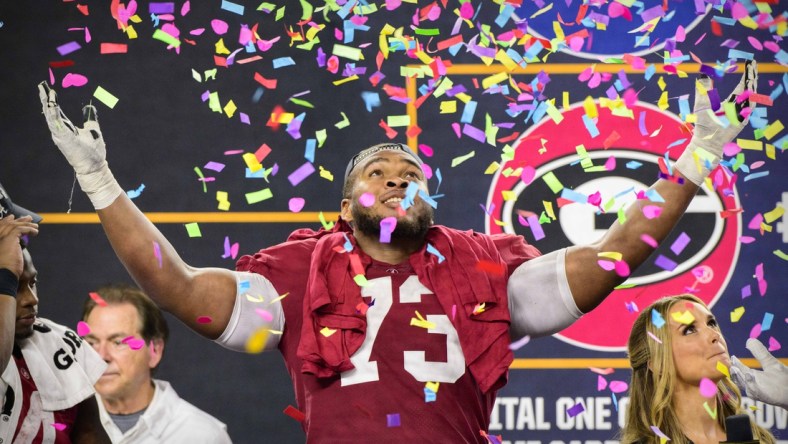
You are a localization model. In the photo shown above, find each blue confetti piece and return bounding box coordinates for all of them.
[418,190,438,209]
[272,57,295,69]
[304,139,316,163]
[360,91,380,112]
[743,171,769,182]
[424,388,437,402]
[238,280,250,292]
[582,114,600,137]
[461,100,478,124]
[645,64,656,81]
[626,161,643,169]
[435,168,443,194]
[400,181,420,210]
[761,312,774,331]
[652,309,666,328]
[645,189,665,203]
[220,0,244,15]
[426,243,445,263]
[728,49,754,61]
[246,168,265,179]
[560,188,589,203]
[126,183,146,199]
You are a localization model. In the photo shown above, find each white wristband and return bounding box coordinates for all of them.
[673,142,719,186]
[76,165,123,210]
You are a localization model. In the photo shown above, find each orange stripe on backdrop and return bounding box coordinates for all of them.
[405,62,788,149]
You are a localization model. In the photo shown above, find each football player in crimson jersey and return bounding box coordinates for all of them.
[1,185,110,444]
[37,63,757,442]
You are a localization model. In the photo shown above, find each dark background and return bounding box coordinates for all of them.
[1,1,785,442]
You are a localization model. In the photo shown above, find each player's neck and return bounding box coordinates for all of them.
[102,380,156,415]
[353,230,422,265]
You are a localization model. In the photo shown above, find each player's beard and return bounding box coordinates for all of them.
[352,202,433,243]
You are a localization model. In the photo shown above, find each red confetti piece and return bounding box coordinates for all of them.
[283,405,305,422]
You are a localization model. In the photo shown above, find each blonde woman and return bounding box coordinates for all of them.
[621,294,776,443]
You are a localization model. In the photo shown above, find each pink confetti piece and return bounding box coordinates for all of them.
[614,260,630,277]
[211,19,228,34]
[379,217,397,243]
[122,336,146,350]
[359,192,375,207]
[604,156,616,171]
[451,304,456,320]
[52,423,67,431]
[609,380,628,393]
[288,197,305,212]
[739,236,755,244]
[747,213,763,230]
[255,308,273,322]
[196,316,212,324]
[589,367,615,375]
[640,234,658,248]
[76,321,90,336]
[749,323,762,339]
[153,241,163,268]
[62,73,88,88]
[650,425,670,440]
[459,2,474,19]
[699,377,717,398]
[509,335,530,350]
[723,142,741,156]
[647,331,662,343]
[597,375,608,391]
[420,162,433,180]
[597,260,616,271]
[642,205,662,219]
[520,166,536,185]
[768,337,781,352]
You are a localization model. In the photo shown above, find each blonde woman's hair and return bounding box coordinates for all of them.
[620,294,775,444]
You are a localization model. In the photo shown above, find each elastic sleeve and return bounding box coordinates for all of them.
[507,249,583,338]
[214,271,285,353]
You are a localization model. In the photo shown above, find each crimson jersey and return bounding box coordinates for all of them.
[237,228,536,442]
[12,348,79,443]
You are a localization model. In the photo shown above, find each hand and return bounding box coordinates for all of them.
[730,338,788,410]
[38,81,108,175]
[38,82,122,209]
[675,61,758,185]
[0,215,39,277]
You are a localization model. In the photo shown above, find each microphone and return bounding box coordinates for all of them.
[720,414,759,443]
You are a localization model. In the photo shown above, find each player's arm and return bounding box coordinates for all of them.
[565,62,757,313]
[38,82,236,339]
[70,396,111,443]
[0,215,38,370]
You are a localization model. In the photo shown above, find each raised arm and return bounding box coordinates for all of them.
[38,83,236,339]
[0,215,39,370]
[566,62,758,313]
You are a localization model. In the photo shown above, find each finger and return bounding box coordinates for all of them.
[746,338,783,372]
[39,83,77,135]
[694,77,713,112]
[83,104,98,123]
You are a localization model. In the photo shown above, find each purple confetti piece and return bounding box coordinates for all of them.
[526,215,545,241]
[670,232,690,255]
[379,217,397,243]
[640,5,665,22]
[461,124,486,142]
[287,162,315,186]
[386,413,401,427]
[149,2,175,14]
[654,255,678,271]
[566,402,585,417]
[204,161,225,172]
[57,41,81,56]
[741,284,752,299]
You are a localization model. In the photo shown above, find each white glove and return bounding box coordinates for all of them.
[730,338,788,410]
[38,81,123,210]
[674,61,758,186]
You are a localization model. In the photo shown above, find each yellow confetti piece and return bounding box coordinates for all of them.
[716,360,730,377]
[598,251,623,261]
[562,91,570,110]
[657,91,669,110]
[243,153,262,172]
[545,101,563,124]
[765,143,775,159]
[530,2,553,19]
[410,311,436,329]
[223,100,237,118]
[451,151,475,167]
[245,327,270,353]
[270,292,289,304]
[730,306,745,323]
[472,302,486,315]
[353,274,368,287]
[332,43,363,60]
[335,112,350,129]
[125,25,138,39]
[583,96,598,119]
[319,166,334,181]
[657,76,666,91]
[502,190,516,201]
[184,222,201,237]
[764,205,784,224]
[671,310,695,325]
[93,86,119,109]
[484,162,500,174]
[152,28,181,47]
[332,75,359,86]
[775,250,788,261]
[245,294,264,303]
[440,101,457,113]
[425,381,440,393]
[737,138,763,150]
[215,38,230,55]
[320,326,337,337]
[387,115,411,127]
[543,201,556,220]
[482,71,509,90]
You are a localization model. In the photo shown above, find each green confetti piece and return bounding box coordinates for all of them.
[542,171,564,194]
[332,43,362,61]
[245,188,273,204]
[299,0,313,20]
[93,86,119,109]
[275,6,285,20]
[193,167,207,193]
[451,151,475,167]
[184,223,202,238]
[152,28,181,47]
[353,274,369,287]
[774,250,788,261]
[414,28,440,36]
[288,97,314,108]
[386,115,411,127]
